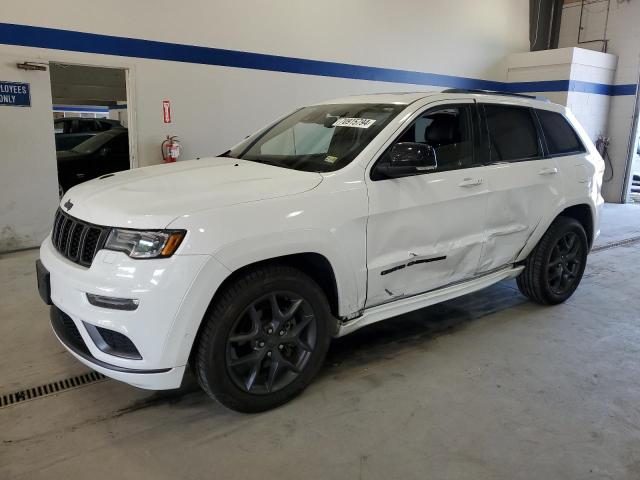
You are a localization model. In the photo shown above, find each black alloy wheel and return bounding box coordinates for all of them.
[225,292,317,394]
[546,231,583,296]
[194,265,333,412]
[517,216,588,305]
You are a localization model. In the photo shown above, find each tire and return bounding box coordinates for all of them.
[517,216,588,305]
[194,265,334,412]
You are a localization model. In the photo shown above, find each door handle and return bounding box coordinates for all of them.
[538,167,558,176]
[457,177,483,187]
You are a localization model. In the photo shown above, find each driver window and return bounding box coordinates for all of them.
[384,104,475,173]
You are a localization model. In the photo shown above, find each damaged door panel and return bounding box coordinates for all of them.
[480,172,558,272]
[366,170,488,307]
[477,103,564,272]
[365,100,488,307]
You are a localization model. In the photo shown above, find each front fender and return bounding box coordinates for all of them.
[211,228,362,316]
[168,185,369,319]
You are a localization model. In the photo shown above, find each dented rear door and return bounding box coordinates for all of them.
[478,102,563,273]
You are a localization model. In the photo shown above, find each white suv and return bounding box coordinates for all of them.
[37,90,604,412]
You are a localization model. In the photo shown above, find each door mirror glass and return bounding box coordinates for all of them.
[382,142,437,177]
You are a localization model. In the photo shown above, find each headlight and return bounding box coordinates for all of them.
[104,229,186,259]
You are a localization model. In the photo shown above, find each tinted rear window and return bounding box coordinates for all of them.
[536,109,585,156]
[484,105,541,162]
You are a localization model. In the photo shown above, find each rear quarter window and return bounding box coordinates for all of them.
[536,109,585,156]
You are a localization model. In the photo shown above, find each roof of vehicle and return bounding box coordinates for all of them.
[315,89,561,111]
[314,91,439,105]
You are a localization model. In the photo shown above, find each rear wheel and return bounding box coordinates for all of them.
[517,216,588,305]
[194,265,333,412]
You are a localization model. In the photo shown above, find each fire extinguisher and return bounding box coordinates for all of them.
[161,135,181,163]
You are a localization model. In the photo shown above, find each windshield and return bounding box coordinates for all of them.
[71,130,121,154]
[227,103,405,172]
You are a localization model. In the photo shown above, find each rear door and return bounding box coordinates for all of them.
[478,102,563,272]
[535,108,590,201]
[365,100,489,307]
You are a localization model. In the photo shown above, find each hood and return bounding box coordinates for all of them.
[60,158,323,228]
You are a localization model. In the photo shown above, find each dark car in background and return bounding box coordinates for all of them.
[54,117,122,151]
[57,128,130,196]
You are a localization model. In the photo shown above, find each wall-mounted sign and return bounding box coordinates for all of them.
[162,100,171,123]
[0,81,30,107]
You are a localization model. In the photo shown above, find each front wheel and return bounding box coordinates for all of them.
[194,265,333,412]
[517,216,588,305]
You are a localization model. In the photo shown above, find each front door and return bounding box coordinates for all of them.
[365,100,489,308]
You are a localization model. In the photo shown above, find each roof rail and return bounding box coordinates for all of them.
[441,88,549,102]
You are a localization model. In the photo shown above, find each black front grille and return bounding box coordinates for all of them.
[51,209,109,267]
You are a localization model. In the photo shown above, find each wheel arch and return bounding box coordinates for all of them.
[517,202,596,262]
[215,252,340,318]
[558,203,595,249]
[188,252,342,367]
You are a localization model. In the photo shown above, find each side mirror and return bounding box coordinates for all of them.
[380,142,437,178]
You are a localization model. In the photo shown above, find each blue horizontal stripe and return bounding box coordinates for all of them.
[505,79,637,96]
[1,22,636,97]
[109,104,127,110]
[504,80,573,93]
[611,83,638,96]
[53,105,108,113]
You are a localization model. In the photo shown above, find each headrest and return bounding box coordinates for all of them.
[425,114,460,146]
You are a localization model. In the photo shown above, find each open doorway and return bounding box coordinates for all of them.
[624,68,640,204]
[50,63,132,197]
[629,131,640,203]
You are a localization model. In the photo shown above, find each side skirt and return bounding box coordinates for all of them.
[336,265,524,337]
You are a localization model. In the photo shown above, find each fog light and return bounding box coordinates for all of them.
[86,293,139,311]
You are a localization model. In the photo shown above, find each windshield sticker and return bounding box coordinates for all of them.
[332,117,376,129]
[324,155,338,164]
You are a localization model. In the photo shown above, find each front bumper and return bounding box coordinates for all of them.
[40,235,231,390]
[50,306,185,389]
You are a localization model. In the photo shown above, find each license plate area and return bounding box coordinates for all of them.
[36,259,52,305]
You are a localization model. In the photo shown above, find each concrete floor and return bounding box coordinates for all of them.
[2,204,640,479]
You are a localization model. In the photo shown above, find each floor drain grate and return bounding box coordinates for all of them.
[1,371,107,408]
[591,235,640,253]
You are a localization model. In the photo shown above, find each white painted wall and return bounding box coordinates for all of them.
[0,0,530,250]
[0,53,59,251]
[507,47,617,146]
[558,0,640,202]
